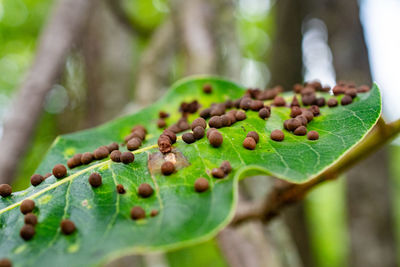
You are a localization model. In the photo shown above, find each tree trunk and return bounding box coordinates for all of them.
[268,0,304,89]
[306,0,397,266]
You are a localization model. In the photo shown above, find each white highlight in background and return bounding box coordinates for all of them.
[361,0,400,122]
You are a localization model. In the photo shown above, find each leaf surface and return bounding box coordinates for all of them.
[0,76,381,266]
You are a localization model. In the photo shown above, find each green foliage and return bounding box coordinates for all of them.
[0,77,381,266]
[166,239,228,267]
[0,0,52,94]
[305,177,348,267]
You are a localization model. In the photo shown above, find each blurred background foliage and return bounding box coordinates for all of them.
[0,0,399,266]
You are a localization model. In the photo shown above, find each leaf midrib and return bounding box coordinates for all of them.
[0,143,160,215]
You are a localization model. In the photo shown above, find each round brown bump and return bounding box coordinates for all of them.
[309,105,320,116]
[333,85,345,95]
[81,152,94,165]
[250,100,264,111]
[89,173,102,188]
[127,137,142,151]
[116,184,126,194]
[182,132,196,144]
[194,178,209,193]
[283,120,290,131]
[177,119,190,131]
[258,107,270,120]
[67,158,77,169]
[220,161,232,174]
[327,98,338,107]
[239,97,252,110]
[0,258,12,267]
[61,219,76,235]
[287,118,302,131]
[291,96,300,107]
[20,224,35,241]
[138,183,154,198]
[208,131,223,147]
[243,137,256,150]
[203,84,212,94]
[290,106,302,118]
[121,152,134,164]
[159,111,169,118]
[52,164,67,179]
[161,161,175,175]
[220,115,231,127]
[346,88,357,98]
[131,206,146,220]
[294,126,307,136]
[94,146,109,160]
[296,115,308,126]
[67,154,82,169]
[341,95,353,105]
[193,126,205,140]
[357,85,370,93]
[246,131,259,143]
[158,135,172,154]
[316,97,326,107]
[150,210,159,217]
[0,184,12,197]
[157,119,166,129]
[131,125,147,134]
[110,150,122,162]
[24,213,38,226]
[191,118,207,130]
[30,174,44,187]
[226,112,237,125]
[307,130,319,140]
[209,116,222,128]
[200,108,211,119]
[211,168,225,178]
[206,128,217,139]
[273,96,286,106]
[107,142,119,152]
[162,129,177,144]
[270,130,284,142]
[225,99,234,109]
[293,83,303,93]
[235,111,246,121]
[302,94,316,106]
[302,110,314,122]
[20,200,35,214]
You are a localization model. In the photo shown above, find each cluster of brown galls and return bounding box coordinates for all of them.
[0,80,370,265]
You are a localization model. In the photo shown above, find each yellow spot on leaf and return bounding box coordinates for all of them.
[136,219,147,225]
[14,244,27,254]
[99,163,109,171]
[68,243,79,253]
[64,148,76,157]
[38,194,52,205]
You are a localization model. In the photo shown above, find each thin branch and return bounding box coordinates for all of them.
[0,0,96,185]
[172,0,217,75]
[105,0,152,37]
[132,19,176,107]
[231,117,400,225]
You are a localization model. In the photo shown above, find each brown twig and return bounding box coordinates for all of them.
[0,0,96,185]
[133,19,176,107]
[172,0,217,75]
[231,117,400,225]
[105,0,152,37]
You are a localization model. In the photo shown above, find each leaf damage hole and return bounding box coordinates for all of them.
[148,149,189,175]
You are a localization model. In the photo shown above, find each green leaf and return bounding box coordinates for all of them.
[0,76,381,266]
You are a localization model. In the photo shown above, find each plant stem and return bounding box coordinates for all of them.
[231,117,400,225]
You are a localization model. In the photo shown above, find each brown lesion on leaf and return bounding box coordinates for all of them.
[148,149,190,175]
